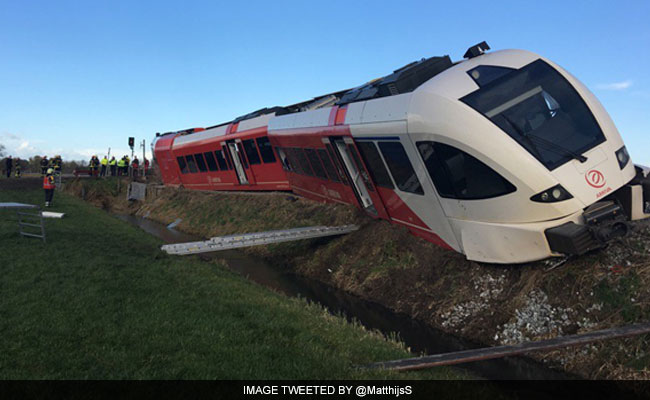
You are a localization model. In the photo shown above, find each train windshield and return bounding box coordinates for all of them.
[462,59,605,170]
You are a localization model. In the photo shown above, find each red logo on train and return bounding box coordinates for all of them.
[585,169,606,188]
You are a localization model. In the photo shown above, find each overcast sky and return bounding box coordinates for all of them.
[0,0,648,164]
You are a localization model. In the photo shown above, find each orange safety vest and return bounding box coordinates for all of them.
[43,176,56,190]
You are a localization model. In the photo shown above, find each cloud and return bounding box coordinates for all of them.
[1,132,153,162]
[596,80,633,90]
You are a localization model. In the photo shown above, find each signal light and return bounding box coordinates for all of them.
[615,146,630,170]
[128,137,135,148]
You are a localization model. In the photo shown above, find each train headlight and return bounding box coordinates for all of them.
[531,184,573,203]
[615,146,630,169]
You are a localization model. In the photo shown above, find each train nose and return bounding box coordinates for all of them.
[544,200,629,256]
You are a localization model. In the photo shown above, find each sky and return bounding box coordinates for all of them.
[0,0,648,164]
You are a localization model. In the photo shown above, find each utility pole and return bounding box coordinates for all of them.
[140,139,146,181]
[128,137,135,178]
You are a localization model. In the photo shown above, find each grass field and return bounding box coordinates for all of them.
[0,182,464,379]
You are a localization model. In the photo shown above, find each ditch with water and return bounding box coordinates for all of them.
[115,214,573,381]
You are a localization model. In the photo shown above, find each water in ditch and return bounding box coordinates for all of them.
[116,214,573,381]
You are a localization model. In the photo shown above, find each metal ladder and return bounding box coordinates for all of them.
[161,225,359,255]
[17,210,46,242]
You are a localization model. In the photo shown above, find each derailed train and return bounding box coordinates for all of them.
[153,42,650,264]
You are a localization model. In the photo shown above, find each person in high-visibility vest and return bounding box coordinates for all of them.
[14,158,21,178]
[43,168,56,207]
[117,157,126,176]
[109,156,117,176]
[51,155,62,174]
[100,156,108,177]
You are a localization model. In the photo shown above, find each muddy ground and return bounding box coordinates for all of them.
[16,176,650,379]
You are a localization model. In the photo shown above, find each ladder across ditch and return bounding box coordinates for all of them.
[161,225,359,255]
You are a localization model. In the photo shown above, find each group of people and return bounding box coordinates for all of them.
[88,155,149,177]
[3,154,63,179]
[39,155,63,176]
[4,155,21,178]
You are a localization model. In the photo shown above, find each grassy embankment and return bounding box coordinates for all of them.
[63,177,650,379]
[0,180,466,379]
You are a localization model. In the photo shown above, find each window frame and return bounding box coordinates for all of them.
[416,141,517,200]
[256,137,277,164]
[242,139,262,165]
[377,141,424,195]
[203,151,219,171]
[355,141,395,189]
[194,153,208,172]
[185,155,198,173]
[177,156,188,174]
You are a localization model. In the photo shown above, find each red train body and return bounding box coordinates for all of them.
[153,119,290,191]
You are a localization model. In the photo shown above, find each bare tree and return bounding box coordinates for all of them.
[0,144,5,158]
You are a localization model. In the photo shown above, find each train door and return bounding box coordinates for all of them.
[226,140,249,185]
[328,137,387,217]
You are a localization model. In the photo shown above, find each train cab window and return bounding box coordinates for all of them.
[356,142,394,189]
[214,149,229,170]
[242,139,261,165]
[461,59,605,170]
[295,148,314,176]
[194,153,208,172]
[377,142,423,195]
[305,149,328,180]
[185,155,198,173]
[416,141,516,200]
[317,149,341,183]
[203,151,219,171]
[177,156,188,174]
[256,137,277,163]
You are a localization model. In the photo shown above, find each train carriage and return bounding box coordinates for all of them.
[156,42,650,264]
[153,110,291,191]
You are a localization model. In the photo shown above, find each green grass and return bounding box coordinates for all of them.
[0,187,464,379]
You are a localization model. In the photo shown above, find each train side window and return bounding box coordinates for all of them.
[377,142,423,195]
[416,141,516,199]
[235,143,249,169]
[317,149,341,182]
[194,153,208,172]
[203,151,219,171]
[326,143,349,185]
[242,139,261,165]
[256,137,277,163]
[305,149,328,180]
[185,155,198,173]
[295,148,314,176]
[285,148,301,174]
[347,144,375,192]
[214,149,228,170]
[356,142,394,189]
[222,145,234,170]
[177,156,188,174]
[276,147,291,171]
